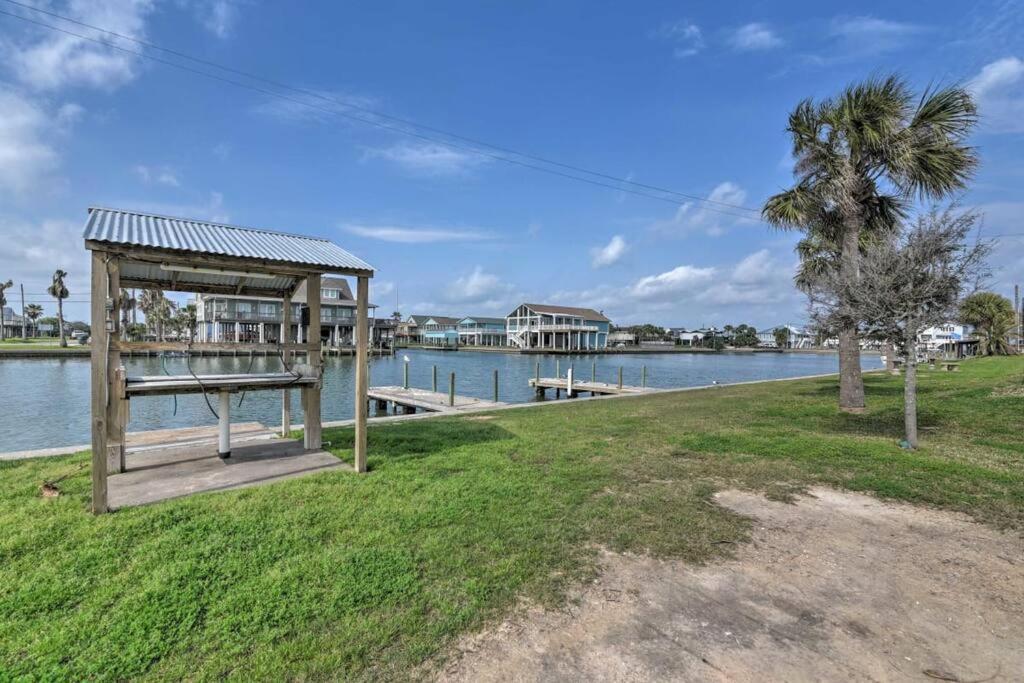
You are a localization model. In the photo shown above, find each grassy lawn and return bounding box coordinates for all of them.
[1,357,1022,680]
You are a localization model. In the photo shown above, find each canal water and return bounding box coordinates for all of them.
[0,350,882,452]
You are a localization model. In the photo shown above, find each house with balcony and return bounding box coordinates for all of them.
[195,277,380,346]
[419,316,460,347]
[458,316,507,346]
[505,303,610,350]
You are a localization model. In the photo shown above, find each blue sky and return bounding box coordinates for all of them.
[1,0,1022,328]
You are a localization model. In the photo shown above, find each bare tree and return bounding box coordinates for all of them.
[807,208,989,448]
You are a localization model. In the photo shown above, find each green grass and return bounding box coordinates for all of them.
[1,357,1022,680]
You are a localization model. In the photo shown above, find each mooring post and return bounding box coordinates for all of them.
[493,369,499,402]
[403,358,409,389]
[567,366,574,398]
[556,359,560,378]
[618,366,623,389]
[449,371,455,407]
[642,365,647,388]
[592,360,596,383]
[535,361,540,384]
[432,364,437,392]
[218,390,231,458]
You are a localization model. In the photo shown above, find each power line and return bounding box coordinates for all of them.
[0,1,763,219]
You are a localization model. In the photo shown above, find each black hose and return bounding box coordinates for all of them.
[185,345,220,420]
[161,352,178,416]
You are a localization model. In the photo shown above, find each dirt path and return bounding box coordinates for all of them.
[439,488,1024,682]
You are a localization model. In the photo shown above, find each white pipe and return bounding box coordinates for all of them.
[218,390,231,457]
[567,366,574,398]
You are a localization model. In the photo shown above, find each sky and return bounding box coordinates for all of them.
[1,0,1023,329]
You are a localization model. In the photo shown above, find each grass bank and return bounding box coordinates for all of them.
[1,357,1021,680]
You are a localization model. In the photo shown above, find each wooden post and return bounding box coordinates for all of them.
[642,365,647,388]
[89,251,110,514]
[432,364,437,392]
[535,361,540,384]
[354,275,369,473]
[556,359,560,378]
[618,366,623,389]
[493,369,499,402]
[281,294,291,437]
[567,366,574,398]
[448,371,455,407]
[592,361,596,383]
[303,274,322,450]
[403,359,409,389]
[105,258,124,476]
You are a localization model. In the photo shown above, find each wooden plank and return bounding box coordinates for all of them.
[119,278,290,299]
[367,386,506,413]
[528,377,655,396]
[303,273,322,450]
[281,293,291,438]
[354,275,369,472]
[125,375,316,396]
[90,251,109,514]
[106,257,123,474]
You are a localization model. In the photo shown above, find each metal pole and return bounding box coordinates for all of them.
[218,390,231,458]
[403,359,409,389]
[642,365,647,388]
[618,366,623,389]
[449,371,455,407]
[432,364,438,392]
[567,366,574,398]
[493,369,499,402]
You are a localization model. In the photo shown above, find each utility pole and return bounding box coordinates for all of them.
[20,283,26,339]
[1016,284,1021,353]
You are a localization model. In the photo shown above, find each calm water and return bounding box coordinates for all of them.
[0,350,881,451]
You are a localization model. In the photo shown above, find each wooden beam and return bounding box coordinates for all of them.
[354,275,369,472]
[281,293,291,437]
[118,279,290,298]
[303,273,322,450]
[106,257,124,475]
[90,251,109,514]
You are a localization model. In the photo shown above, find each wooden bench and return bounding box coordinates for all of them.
[938,362,961,372]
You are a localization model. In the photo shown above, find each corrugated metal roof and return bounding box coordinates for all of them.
[520,303,610,322]
[83,207,374,274]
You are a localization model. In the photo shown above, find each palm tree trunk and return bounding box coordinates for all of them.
[903,343,918,448]
[57,298,66,347]
[838,218,865,411]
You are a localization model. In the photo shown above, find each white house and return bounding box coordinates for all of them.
[918,323,971,351]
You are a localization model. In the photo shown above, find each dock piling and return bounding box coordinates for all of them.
[592,361,596,383]
[449,372,455,407]
[556,359,560,378]
[403,359,409,389]
[493,369,499,403]
[432,364,437,392]
[642,365,647,388]
[618,366,623,390]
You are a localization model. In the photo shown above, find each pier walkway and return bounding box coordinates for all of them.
[368,386,506,415]
[529,377,658,398]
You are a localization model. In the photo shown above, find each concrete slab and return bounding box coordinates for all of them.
[108,437,349,510]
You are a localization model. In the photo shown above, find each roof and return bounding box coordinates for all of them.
[83,207,374,274]
[292,276,377,307]
[459,316,506,325]
[424,316,460,325]
[519,303,610,322]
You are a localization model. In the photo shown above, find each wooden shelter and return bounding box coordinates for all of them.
[84,207,374,514]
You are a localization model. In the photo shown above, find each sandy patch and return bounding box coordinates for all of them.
[438,488,1024,682]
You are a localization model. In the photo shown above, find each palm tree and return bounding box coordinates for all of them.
[961,292,1017,356]
[0,280,12,341]
[138,289,168,341]
[47,271,69,347]
[120,289,136,329]
[25,304,43,337]
[763,76,978,411]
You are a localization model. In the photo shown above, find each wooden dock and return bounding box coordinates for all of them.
[368,386,505,415]
[529,377,657,398]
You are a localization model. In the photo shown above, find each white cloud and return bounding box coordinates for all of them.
[590,235,628,268]
[0,90,61,196]
[344,224,493,243]
[134,164,181,187]
[650,181,756,237]
[729,23,783,51]
[549,249,801,326]
[442,266,517,311]
[194,0,239,39]
[655,20,704,58]
[827,15,927,56]
[968,57,1024,133]
[6,0,155,91]
[363,142,486,176]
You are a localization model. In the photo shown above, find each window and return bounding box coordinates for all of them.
[322,288,339,299]
[259,303,275,317]
[236,302,252,315]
